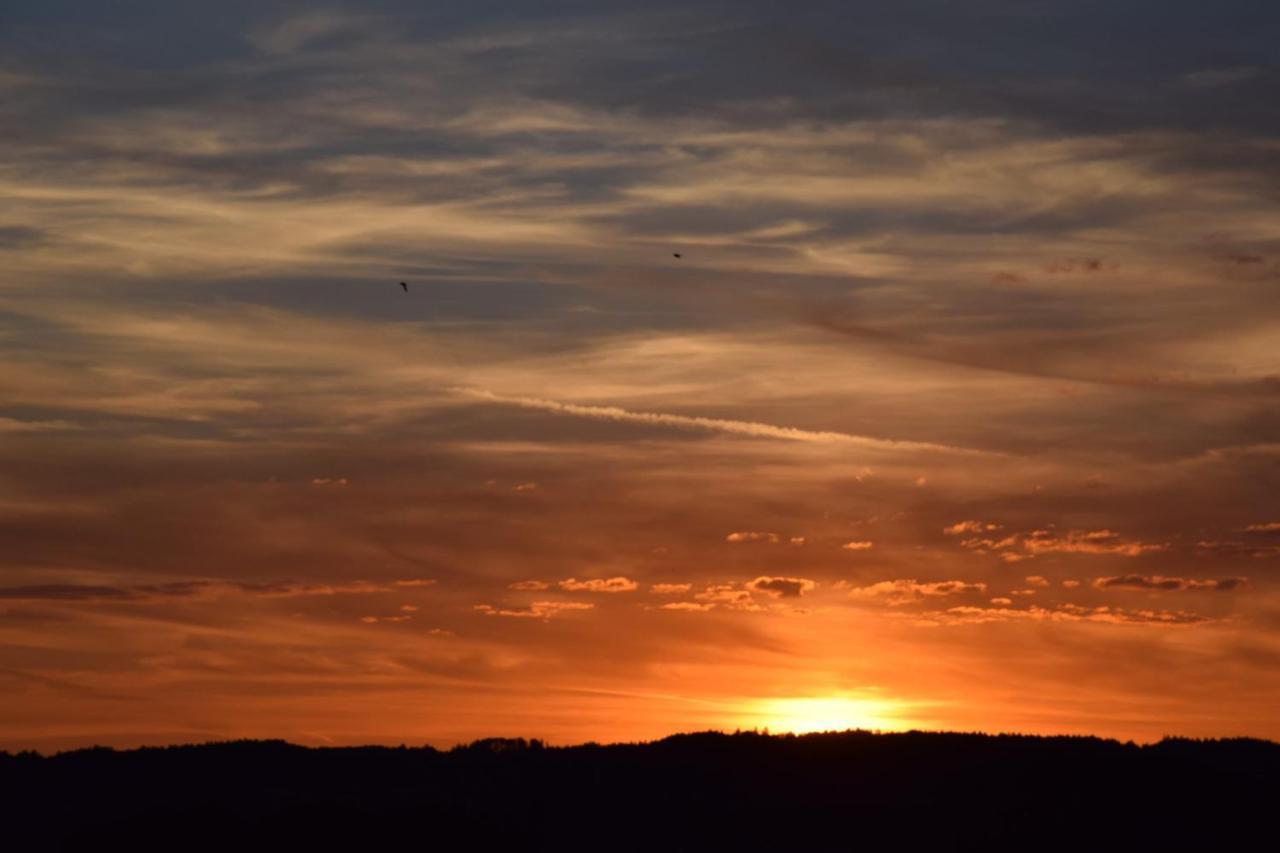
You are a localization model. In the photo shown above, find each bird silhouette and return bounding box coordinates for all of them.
[672,253,682,259]
[400,281,408,292]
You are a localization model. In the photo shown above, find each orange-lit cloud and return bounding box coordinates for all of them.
[474,601,596,619]
[846,580,988,606]
[727,532,780,544]
[1092,575,1247,592]
[558,577,639,593]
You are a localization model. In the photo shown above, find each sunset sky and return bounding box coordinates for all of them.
[3,1,1279,752]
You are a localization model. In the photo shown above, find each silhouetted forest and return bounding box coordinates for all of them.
[3,730,1277,850]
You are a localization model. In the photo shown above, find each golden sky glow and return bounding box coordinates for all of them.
[2,2,1279,751]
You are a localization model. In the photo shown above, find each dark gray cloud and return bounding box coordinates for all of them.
[0,226,47,248]
[1093,575,1249,592]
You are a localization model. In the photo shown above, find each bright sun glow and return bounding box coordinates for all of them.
[744,696,908,735]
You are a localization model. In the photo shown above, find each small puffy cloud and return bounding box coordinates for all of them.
[990,597,1013,606]
[558,577,639,593]
[393,579,436,588]
[513,482,538,492]
[509,580,551,591]
[650,583,692,594]
[1062,579,1082,588]
[747,576,816,599]
[1025,576,1050,587]
[944,521,1001,535]
[474,601,595,619]
[360,614,411,624]
[400,604,418,612]
[1092,575,1248,592]
[842,540,874,551]
[726,531,780,544]
[1010,589,1036,596]
[310,477,348,486]
[789,537,806,546]
[847,579,987,606]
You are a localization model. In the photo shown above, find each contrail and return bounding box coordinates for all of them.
[454,388,986,455]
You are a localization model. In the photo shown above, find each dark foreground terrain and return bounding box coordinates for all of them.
[3,730,1277,851]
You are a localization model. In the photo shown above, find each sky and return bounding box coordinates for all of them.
[2,0,1279,751]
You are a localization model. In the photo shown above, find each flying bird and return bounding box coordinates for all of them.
[400,281,408,292]
[672,253,682,259]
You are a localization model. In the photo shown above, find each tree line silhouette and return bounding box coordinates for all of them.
[3,729,1276,850]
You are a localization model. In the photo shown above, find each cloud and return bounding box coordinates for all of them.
[0,579,394,601]
[1092,575,1248,592]
[558,577,639,593]
[1244,522,1280,533]
[0,583,152,601]
[693,584,761,611]
[658,601,715,612]
[1025,576,1050,587]
[392,579,436,588]
[944,521,1001,535]
[746,576,816,599]
[953,528,1165,560]
[0,225,48,249]
[931,604,1212,627]
[842,540,875,551]
[473,601,595,619]
[0,417,82,433]
[1182,66,1261,90]
[457,389,983,455]
[231,580,394,596]
[360,614,412,624]
[650,583,692,594]
[1022,530,1166,558]
[726,531,779,544]
[847,579,987,606]
[1194,540,1280,559]
[509,580,551,591]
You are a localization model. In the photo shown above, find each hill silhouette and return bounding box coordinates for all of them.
[3,729,1277,850]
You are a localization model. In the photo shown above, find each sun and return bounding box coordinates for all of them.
[743,695,908,735]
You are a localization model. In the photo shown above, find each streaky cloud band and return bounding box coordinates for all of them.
[455,387,990,456]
